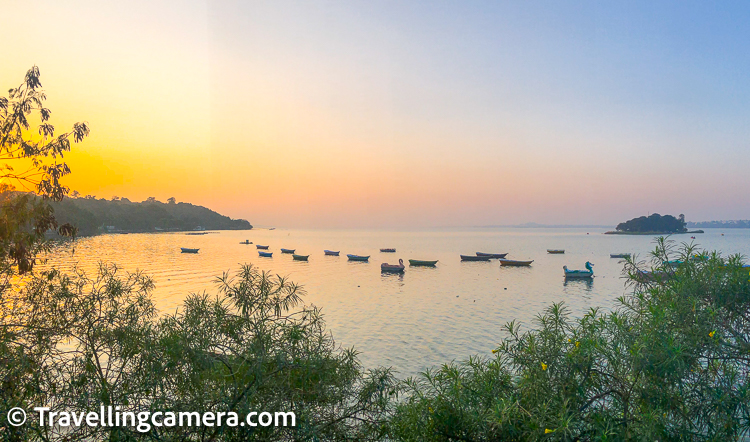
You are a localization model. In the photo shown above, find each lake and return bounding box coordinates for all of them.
[45,227,750,378]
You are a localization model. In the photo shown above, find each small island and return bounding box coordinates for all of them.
[605,213,704,235]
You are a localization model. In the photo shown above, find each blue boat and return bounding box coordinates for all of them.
[181,248,199,254]
[256,245,269,250]
[324,250,340,256]
[564,262,594,278]
[347,254,370,262]
[280,248,295,254]
[258,251,273,257]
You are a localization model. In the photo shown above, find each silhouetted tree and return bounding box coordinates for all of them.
[0,66,90,273]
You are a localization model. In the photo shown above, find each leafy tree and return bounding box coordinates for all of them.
[0,66,89,274]
[167,196,176,204]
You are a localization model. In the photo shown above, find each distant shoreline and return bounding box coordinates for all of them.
[603,230,705,235]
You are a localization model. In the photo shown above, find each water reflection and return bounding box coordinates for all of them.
[563,277,593,289]
[38,227,749,377]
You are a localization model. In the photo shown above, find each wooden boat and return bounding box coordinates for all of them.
[258,251,273,257]
[461,255,491,262]
[499,259,534,266]
[381,259,405,273]
[240,240,253,244]
[292,254,309,261]
[347,254,370,262]
[380,248,396,253]
[547,249,565,254]
[324,250,340,256]
[180,248,199,253]
[564,261,594,278]
[256,245,269,250]
[610,253,630,259]
[409,259,438,267]
[476,252,508,259]
[280,248,295,254]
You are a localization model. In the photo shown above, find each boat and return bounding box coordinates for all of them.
[664,260,683,267]
[547,249,565,254]
[269,228,276,230]
[324,250,340,256]
[180,248,199,253]
[381,259,405,273]
[258,251,273,257]
[476,252,508,259]
[292,254,309,261]
[409,259,438,267]
[380,248,396,253]
[256,245,269,250]
[499,259,534,266]
[563,261,594,278]
[610,253,631,259]
[347,254,370,262]
[461,255,491,261]
[280,248,295,254]
[240,240,253,244]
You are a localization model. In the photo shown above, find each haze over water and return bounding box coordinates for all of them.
[46,227,750,377]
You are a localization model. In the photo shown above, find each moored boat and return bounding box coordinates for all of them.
[563,261,594,278]
[280,248,295,254]
[256,245,269,250]
[499,259,534,266]
[258,251,273,257]
[324,250,340,256]
[547,249,565,254]
[347,254,370,262]
[461,255,491,262]
[380,248,396,253]
[240,240,253,244]
[292,254,309,261]
[610,253,631,259]
[409,259,438,267]
[180,248,199,253]
[381,259,405,273]
[476,252,508,259]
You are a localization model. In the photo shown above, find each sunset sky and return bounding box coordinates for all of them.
[4,1,750,227]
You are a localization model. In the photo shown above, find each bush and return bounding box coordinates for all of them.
[389,239,750,441]
[1,264,396,441]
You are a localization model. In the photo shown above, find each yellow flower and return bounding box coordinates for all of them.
[541,362,547,371]
[545,428,554,434]
[428,407,433,413]
[575,341,580,348]
[709,331,715,338]
[492,349,499,354]
[567,338,572,343]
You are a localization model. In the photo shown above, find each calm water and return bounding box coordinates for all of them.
[44,228,750,377]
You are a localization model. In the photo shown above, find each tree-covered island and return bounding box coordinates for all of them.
[605,213,703,235]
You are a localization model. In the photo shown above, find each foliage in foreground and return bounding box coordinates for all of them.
[1,264,395,441]
[1,66,89,274]
[389,239,750,441]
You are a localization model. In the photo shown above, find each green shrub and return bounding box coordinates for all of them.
[389,239,750,441]
[1,264,396,441]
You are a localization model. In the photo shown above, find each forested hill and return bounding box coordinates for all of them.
[50,197,252,236]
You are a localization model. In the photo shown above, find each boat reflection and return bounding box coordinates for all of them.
[563,277,594,292]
